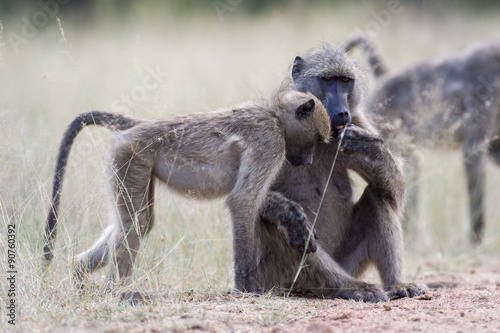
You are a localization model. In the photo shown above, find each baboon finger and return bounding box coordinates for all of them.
[297,236,317,254]
[305,227,318,253]
[341,124,383,142]
[308,239,317,253]
[387,283,429,299]
[334,284,388,303]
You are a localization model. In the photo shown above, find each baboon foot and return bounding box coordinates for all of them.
[281,200,318,254]
[334,281,388,302]
[339,124,383,154]
[234,266,258,294]
[120,291,155,306]
[387,282,429,299]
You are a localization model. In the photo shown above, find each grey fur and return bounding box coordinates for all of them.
[43,90,331,293]
[345,35,500,244]
[255,42,428,301]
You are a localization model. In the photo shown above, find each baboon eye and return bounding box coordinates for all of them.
[341,77,350,82]
[321,76,333,82]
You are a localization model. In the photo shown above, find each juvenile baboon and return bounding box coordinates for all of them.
[43,90,331,293]
[253,43,428,301]
[344,35,500,244]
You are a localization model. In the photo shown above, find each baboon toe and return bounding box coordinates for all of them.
[387,282,429,299]
[335,281,389,303]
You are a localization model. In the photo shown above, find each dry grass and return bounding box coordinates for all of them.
[1,3,500,332]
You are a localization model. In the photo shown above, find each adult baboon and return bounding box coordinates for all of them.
[43,90,331,293]
[254,43,428,301]
[344,35,500,244]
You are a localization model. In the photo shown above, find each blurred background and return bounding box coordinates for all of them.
[0,0,499,305]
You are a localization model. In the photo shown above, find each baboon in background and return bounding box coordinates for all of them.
[254,43,428,301]
[344,35,500,244]
[43,90,331,293]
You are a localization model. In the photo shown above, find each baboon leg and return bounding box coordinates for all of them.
[463,143,486,245]
[335,188,427,298]
[299,247,388,302]
[75,225,115,279]
[338,125,427,298]
[106,150,156,286]
[335,187,402,285]
[75,156,155,287]
[255,219,388,301]
[462,96,492,245]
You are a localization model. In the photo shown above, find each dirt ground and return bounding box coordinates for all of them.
[19,263,498,333]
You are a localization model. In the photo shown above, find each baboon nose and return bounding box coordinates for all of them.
[338,110,350,123]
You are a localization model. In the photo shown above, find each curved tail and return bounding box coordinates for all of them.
[43,111,140,263]
[343,34,389,78]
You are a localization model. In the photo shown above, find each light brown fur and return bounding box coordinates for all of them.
[43,90,331,293]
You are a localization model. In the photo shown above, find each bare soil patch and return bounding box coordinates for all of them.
[14,263,499,333]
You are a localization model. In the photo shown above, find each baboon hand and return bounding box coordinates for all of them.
[234,263,258,294]
[387,282,429,299]
[334,280,389,302]
[338,124,384,154]
[280,200,318,254]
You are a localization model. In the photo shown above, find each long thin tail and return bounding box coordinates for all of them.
[43,111,140,263]
[343,34,389,78]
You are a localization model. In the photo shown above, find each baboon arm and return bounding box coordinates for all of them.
[353,190,405,285]
[229,148,286,292]
[342,125,406,213]
[259,191,318,253]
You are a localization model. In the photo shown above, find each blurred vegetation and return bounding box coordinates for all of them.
[1,0,500,23]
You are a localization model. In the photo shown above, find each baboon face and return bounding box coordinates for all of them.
[279,92,330,166]
[286,144,315,167]
[291,44,361,137]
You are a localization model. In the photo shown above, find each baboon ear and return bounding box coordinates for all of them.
[292,56,305,82]
[295,99,316,119]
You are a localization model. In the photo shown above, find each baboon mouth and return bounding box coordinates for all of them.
[332,123,349,138]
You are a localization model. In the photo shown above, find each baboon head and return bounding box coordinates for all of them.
[278,91,331,166]
[290,43,362,137]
